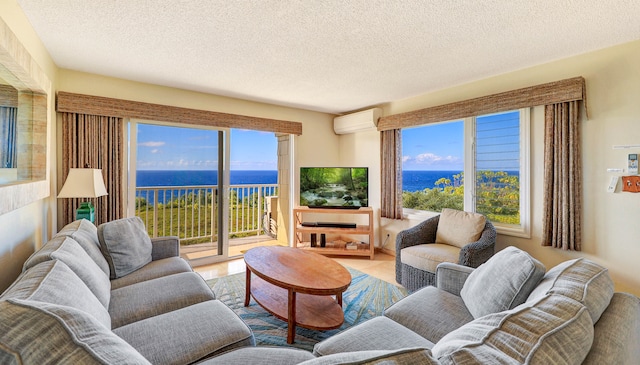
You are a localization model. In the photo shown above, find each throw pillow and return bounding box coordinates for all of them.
[22,236,111,308]
[98,217,153,279]
[435,208,486,248]
[0,299,151,365]
[527,258,614,323]
[460,246,545,318]
[0,260,111,329]
[432,294,594,365]
[55,219,110,276]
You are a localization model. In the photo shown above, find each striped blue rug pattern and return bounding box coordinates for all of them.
[207,267,408,352]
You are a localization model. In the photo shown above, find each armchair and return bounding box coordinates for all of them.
[395,209,496,291]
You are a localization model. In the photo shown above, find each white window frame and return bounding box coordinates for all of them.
[402,108,530,238]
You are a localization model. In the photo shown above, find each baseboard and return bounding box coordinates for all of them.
[376,247,396,257]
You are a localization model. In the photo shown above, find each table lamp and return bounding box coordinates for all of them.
[58,168,108,223]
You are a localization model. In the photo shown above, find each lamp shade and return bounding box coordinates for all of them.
[58,168,108,198]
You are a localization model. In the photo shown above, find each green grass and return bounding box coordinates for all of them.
[136,201,263,245]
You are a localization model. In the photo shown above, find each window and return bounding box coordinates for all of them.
[401,109,530,237]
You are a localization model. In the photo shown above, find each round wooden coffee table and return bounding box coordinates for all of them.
[244,246,352,344]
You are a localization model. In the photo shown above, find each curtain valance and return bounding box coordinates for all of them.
[378,77,586,131]
[56,91,303,135]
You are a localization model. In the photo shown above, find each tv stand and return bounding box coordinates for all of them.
[293,207,374,259]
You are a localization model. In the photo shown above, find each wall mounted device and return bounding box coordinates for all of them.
[334,108,382,134]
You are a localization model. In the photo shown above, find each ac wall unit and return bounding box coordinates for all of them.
[333,108,382,135]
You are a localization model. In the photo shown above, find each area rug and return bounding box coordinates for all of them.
[207,267,408,351]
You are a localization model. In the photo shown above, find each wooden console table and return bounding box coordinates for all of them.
[293,207,374,259]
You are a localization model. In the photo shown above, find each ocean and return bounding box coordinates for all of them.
[137,170,278,187]
[136,170,278,205]
[137,169,467,193]
[135,169,518,205]
[402,170,463,192]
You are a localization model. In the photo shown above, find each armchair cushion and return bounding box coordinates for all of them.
[98,217,152,279]
[460,246,545,318]
[401,243,460,273]
[435,209,486,248]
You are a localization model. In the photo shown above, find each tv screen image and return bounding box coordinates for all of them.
[300,167,368,209]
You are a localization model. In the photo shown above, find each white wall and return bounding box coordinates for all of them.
[337,130,382,245]
[375,40,640,296]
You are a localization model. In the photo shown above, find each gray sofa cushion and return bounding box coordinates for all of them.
[527,258,614,323]
[109,272,216,328]
[313,316,435,357]
[0,260,111,329]
[460,246,545,318]
[114,300,255,365]
[98,217,152,279]
[22,236,111,308]
[384,286,474,343]
[303,348,439,365]
[200,347,315,365]
[583,293,640,365]
[432,294,594,365]
[0,299,150,365]
[110,256,193,289]
[55,219,110,276]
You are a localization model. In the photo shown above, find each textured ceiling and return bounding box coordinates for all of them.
[16,0,640,114]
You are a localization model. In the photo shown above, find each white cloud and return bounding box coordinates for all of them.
[139,141,165,147]
[411,152,461,165]
[150,149,159,154]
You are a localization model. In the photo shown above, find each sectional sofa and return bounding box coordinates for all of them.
[206,246,640,364]
[1,218,639,364]
[0,218,255,364]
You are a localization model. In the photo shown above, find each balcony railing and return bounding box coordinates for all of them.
[135,184,278,245]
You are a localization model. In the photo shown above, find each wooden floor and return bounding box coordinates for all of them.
[193,248,398,286]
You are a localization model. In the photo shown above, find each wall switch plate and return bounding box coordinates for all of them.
[607,176,619,193]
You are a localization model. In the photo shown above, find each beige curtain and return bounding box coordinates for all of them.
[542,101,582,250]
[60,112,124,228]
[381,129,403,219]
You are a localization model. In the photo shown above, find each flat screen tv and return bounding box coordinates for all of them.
[300,167,368,209]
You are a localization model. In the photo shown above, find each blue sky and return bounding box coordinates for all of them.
[136,111,517,172]
[136,124,277,170]
[402,111,520,171]
[402,121,464,171]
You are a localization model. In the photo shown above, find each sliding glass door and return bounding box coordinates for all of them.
[128,120,227,263]
[127,121,284,264]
